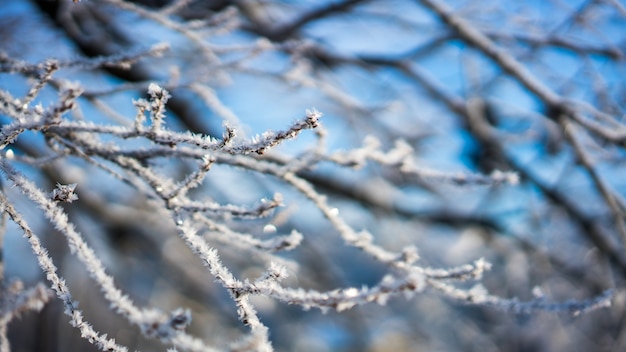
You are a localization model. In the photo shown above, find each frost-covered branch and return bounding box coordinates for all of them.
[1,1,622,350]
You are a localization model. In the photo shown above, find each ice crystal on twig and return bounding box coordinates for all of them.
[51,183,79,203]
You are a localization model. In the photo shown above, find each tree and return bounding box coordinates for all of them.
[0,0,624,351]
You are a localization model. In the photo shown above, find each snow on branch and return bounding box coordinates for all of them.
[0,161,217,352]
[0,51,614,351]
[329,136,519,185]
